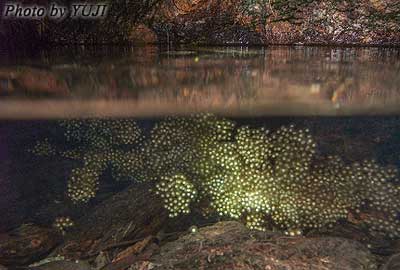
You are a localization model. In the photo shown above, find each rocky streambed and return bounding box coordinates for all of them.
[2,220,400,270]
[1,181,400,270]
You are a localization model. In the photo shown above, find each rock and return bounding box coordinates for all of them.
[15,69,70,96]
[0,78,14,95]
[3,0,400,46]
[113,236,153,263]
[265,21,302,45]
[93,252,110,270]
[29,255,67,268]
[30,260,92,270]
[129,261,160,270]
[153,1,263,45]
[150,0,400,46]
[54,183,168,259]
[129,24,158,44]
[381,253,400,270]
[308,221,394,255]
[148,221,377,270]
[0,224,62,266]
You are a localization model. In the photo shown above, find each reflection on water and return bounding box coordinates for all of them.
[0,46,400,118]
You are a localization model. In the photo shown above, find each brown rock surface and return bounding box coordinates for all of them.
[2,0,399,46]
[0,224,61,266]
[15,69,70,96]
[381,253,400,270]
[142,221,377,270]
[30,260,92,270]
[53,183,168,260]
[149,0,400,45]
[129,24,158,44]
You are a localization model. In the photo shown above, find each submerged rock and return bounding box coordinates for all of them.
[381,253,400,270]
[29,260,91,270]
[93,252,110,270]
[144,221,377,270]
[0,224,61,266]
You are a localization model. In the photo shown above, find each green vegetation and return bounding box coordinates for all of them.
[31,114,400,237]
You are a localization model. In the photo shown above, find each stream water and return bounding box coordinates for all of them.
[1,46,400,268]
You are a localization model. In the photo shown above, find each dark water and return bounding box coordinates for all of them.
[1,46,400,268]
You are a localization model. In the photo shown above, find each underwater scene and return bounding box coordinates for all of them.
[1,47,400,270]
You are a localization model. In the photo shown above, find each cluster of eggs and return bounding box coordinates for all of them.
[150,117,400,237]
[30,115,400,238]
[53,216,74,235]
[31,119,146,203]
[109,149,148,183]
[66,148,148,203]
[353,160,400,237]
[246,212,267,231]
[52,119,144,203]
[192,125,327,230]
[144,114,235,180]
[30,138,56,156]
[155,174,197,218]
[60,119,142,147]
[68,165,102,203]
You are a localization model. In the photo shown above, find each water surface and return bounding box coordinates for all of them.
[1,46,399,118]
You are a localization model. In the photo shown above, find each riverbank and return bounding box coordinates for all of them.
[1,0,399,49]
